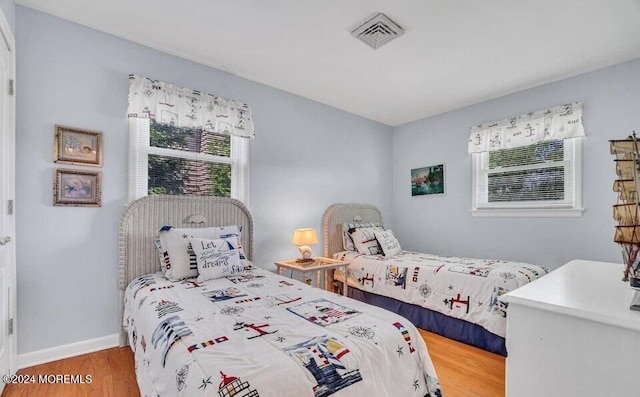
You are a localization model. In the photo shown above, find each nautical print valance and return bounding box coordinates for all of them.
[468,102,584,153]
[127,74,255,139]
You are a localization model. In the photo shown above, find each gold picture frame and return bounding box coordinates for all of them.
[54,125,103,167]
[53,168,102,207]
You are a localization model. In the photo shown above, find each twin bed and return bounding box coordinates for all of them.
[119,196,443,397]
[322,203,548,356]
[119,196,546,395]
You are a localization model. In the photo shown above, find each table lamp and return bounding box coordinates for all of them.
[292,228,318,262]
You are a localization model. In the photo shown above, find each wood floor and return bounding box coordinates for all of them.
[1,348,139,397]
[2,330,505,397]
[419,329,505,397]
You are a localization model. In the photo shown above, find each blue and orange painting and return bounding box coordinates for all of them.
[411,164,445,196]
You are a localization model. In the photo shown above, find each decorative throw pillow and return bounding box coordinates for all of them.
[374,229,401,257]
[158,225,244,281]
[350,227,383,255]
[341,222,382,251]
[190,237,243,282]
[154,237,170,273]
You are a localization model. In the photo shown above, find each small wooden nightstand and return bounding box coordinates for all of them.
[274,257,350,296]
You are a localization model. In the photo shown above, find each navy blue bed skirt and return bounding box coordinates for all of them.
[348,287,507,356]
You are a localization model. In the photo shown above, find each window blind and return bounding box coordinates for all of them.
[128,118,149,202]
[473,140,576,209]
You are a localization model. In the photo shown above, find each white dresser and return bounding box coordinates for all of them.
[502,259,640,397]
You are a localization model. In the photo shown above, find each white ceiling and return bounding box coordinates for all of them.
[16,0,640,126]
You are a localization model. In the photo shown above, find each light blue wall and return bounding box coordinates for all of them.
[392,58,640,270]
[0,0,14,35]
[15,6,393,354]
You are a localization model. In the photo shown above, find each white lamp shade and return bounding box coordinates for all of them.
[291,228,318,246]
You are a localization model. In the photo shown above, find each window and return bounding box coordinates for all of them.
[129,118,248,203]
[127,74,254,204]
[471,138,582,217]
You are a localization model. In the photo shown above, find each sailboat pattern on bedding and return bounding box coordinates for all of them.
[124,267,443,397]
[333,250,549,338]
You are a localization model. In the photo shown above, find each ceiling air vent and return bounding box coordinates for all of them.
[351,13,404,50]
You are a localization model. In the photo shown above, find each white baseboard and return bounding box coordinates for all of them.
[17,333,120,369]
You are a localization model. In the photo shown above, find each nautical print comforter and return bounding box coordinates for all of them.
[123,267,443,397]
[333,250,549,338]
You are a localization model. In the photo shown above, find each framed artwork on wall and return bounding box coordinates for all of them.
[54,125,103,167]
[411,164,445,196]
[53,168,102,207]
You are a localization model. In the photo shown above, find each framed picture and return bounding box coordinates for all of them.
[53,169,102,207]
[54,125,103,167]
[411,164,445,196]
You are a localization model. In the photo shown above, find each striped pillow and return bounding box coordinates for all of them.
[350,227,383,255]
[342,222,382,251]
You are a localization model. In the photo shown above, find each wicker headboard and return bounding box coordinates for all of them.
[118,195,254,345]
[322,203,384,257]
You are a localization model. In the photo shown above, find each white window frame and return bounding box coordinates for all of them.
[470,138,583,217]
[128,118,249,204]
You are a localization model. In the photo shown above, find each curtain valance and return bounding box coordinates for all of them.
[467,102,584,153]
[127,74,255,138]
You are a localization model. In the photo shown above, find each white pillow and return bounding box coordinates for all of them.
[190,237,243,282]
[342,222,382,251]
[158,225,242,281]
[374,229,401,257]
[154,237,169,273]
[350,227,383,255]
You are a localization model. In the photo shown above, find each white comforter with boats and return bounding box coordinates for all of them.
[333,250,548,338]
[124,267,443,397]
